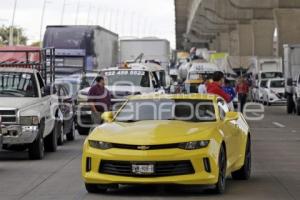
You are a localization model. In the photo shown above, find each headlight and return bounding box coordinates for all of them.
[20,116,39,125]
[88,140,113,150]
[178,140,209,150]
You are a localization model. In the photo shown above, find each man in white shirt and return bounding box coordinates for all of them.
[198,82,207,94]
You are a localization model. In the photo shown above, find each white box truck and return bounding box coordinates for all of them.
[283,44,300,115]
[120,38,170,68]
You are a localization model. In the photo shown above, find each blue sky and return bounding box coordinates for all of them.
[0,0,176,48]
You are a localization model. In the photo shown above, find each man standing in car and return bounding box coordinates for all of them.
[207,71,231,103]
[88,76,111,126]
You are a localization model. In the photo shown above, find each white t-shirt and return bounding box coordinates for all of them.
[198,84,207,94]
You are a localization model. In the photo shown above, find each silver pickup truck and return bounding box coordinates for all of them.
[0,48,62,160]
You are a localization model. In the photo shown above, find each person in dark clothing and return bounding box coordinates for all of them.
[236,77,249,113]
[88,76,111,125]
[207,71,231,103]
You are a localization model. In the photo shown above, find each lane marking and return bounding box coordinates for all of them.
[252,112,261,117]
[272,122,286,128]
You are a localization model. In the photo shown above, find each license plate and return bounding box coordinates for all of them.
[132,164,154,175]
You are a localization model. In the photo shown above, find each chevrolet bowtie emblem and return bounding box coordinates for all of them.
[137,146,150,150]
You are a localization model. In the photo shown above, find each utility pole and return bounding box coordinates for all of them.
[86,3,91,25]
[60,0,66,25]
[75,0,80,25]
[9,0,18,46]
[40,0,49,47]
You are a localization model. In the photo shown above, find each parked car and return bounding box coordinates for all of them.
[253,79,268,103]
[55,83,76,144]
[82,93,251,194]
[261,78,286,106]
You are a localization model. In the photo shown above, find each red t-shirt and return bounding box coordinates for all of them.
[236,82,249,94]
[207,82,231,103]
[88,84,111,112]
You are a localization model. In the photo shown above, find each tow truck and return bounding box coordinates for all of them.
[0,46,62,160]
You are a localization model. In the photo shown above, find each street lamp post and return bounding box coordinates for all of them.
[40,0,51,47]
[60,0,66,25]
[75,0,80,25]
[9,0,18,46]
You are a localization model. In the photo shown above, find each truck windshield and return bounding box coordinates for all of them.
[261,72,283,79]
[115,99,216,122]
[270,80,284,88]
[188,72,213,81]
[0,72,38,97]
[104,70,150,87]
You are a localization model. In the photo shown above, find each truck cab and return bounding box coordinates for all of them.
[0,47,61,160]
[75,62,167,135]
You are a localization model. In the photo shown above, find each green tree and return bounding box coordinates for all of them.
[0,26,28,45]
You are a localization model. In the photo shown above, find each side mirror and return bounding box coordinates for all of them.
[225,111,239,122]
[101,112,114,123]
[42,85,51,97]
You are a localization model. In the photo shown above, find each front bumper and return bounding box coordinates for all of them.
[2,125,38,145]
[82,144,219,185]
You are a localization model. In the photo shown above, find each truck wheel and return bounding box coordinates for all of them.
[57,122,64,146]
[44,120,58,152]
[77,126,89,136]
[297,100,300,116]
[28,124,44,160]
[66,121,76,141]
[287,95,294,114]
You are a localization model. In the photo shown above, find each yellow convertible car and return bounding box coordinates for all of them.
[82,94,251,194]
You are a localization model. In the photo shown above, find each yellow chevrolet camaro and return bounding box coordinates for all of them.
[82,94,251,194]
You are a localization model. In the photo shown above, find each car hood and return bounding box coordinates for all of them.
[88,120,218,145]
[0,97,40,109]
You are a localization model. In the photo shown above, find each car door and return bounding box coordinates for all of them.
[217,99,240,168]
[36,73,53,136]
[59,86,73,134]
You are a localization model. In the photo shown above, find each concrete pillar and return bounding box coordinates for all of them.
[274,9,300,57]
[229,29,239,56]
[237,24,253,56]
[251,20,275,56]
[209,37,219,51]
[219,32,230,52]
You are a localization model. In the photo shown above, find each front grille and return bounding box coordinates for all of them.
[99,160,195,177]
[0,109,17,124]
[111,143,179,150]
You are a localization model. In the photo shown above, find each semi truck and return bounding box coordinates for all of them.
[119,38,170,68]
[283,44,300,115]
[43,25,118,75]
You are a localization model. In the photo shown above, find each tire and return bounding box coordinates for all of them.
[287,94,294,114]
[77,126,89,136]
[44,120,58,152]
[57,122,64,146]
[297,100,300,116]
[232,136,251,180]
[85,183,108,193]
[213,145,227,194]
[66,121,76,141]
[28,123,44,160]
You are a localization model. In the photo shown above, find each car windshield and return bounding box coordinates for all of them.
[55,79,80,96]
[115,99,216,122]
[104,70,150,87]
[270,80,284,88]
[0,72,38,97]
[188,72,213,81]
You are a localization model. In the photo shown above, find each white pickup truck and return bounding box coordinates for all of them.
[0,47,62,160]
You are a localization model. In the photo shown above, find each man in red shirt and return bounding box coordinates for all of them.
[207,71,231,103]
[236,77,249,112]
[88,76,111,125]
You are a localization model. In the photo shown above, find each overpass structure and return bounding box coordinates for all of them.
[175,0,300,57]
